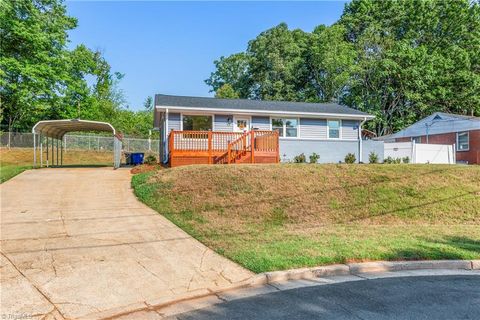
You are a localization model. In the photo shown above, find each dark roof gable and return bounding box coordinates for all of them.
[155,94,371,117]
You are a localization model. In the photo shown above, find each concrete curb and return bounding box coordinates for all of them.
[101,259,480,319]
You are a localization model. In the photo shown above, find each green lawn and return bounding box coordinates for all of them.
[133,164,480,273]
[0,164,31,183]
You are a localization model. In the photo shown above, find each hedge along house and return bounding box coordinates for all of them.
[382,112,480,164]
[153,94,383,167]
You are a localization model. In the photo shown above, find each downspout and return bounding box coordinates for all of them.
[164,108,169,163]
[358,117,367,163]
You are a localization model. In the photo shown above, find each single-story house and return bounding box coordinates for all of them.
[153,94,384,167]
[378,112,480,164]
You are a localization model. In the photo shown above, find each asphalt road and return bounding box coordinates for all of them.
[176,275,480,320]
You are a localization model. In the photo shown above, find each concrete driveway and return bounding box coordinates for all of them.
[0,168,252,319]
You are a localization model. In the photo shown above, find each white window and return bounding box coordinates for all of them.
[327,120,341,139]
[457,132,469,151]
[182,115,212,131]
[412,136,422,143]
[271,118,298,137]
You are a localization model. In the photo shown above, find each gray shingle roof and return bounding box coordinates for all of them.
[155,94,372,117]
[388,112,480,139]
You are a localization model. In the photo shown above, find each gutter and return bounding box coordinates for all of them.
[358,117,367,163]
[154,105,375,120]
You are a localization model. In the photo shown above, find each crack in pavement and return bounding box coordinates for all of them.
[199,248,209,272]
[137,261,164,283]
[0,251,66,319]
[4,237,193,254]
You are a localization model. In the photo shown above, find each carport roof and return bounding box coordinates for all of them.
[32,119,116,139]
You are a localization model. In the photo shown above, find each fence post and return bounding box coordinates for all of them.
[168,130,174,166]
[208,131,213,164]
[276,131,280,163]
[251,131,255,163]
[242,134,246,156]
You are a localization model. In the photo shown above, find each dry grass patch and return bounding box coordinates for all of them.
[0,148,114,182]
[132,164,480,272]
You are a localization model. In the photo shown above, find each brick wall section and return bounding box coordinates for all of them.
[395,130,480,164]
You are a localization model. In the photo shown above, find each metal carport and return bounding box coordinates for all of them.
[32,119,122,169]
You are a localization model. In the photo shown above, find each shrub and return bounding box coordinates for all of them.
[344,153,356,164]
[293,153,306,163]
[144,154,157,165]
[368,151,379,164]
[402,156,410,164]
[309,152,320,164]
[384,156,402,164]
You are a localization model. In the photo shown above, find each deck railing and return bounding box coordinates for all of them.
[168,130,279,165]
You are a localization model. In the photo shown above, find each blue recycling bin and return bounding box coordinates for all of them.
[131,153,144,165]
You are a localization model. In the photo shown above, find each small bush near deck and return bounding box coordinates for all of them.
[402,156,410,164]
[344,153,356,164]
[384,156,402,164]
[294,153,306,163]
[369,152,379,164]
[309,153,320,164]
[144,154,157,165]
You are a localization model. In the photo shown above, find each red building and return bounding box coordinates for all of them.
[380,113,480,164]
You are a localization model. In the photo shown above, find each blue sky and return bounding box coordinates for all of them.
[66,1,347,110]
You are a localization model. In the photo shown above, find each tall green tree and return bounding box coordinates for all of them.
[0,0,127,133]
[0,0,77,131]
[215,84,240,99]
[340,0,480,135]
[205,53,253,98]
[206,0,479,136]
[306,24,356,102]
[247,23,310,101]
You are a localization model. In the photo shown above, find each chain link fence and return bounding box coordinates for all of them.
[0,132,160,153]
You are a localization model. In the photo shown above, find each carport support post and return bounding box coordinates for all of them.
[40,134,43,167]
[51,137,54,167]
[46,136,49,167]
[56,138,59,166]
[33,133,37,168]
[61,137,63,165]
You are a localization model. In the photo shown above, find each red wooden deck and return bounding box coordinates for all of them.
[168,130,279,167]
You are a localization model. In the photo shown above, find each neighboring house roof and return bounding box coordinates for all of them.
[154,94,373,119]
[386,112,480,139]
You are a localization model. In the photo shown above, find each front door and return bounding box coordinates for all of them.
[234,117,250,132]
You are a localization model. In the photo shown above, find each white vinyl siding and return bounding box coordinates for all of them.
[299,118,327,139]
[167,113,181,131]
[252,116,271,130]
[214,114,233,132]
[342,120,359,140]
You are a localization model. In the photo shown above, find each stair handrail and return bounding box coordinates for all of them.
[227,131,250,164]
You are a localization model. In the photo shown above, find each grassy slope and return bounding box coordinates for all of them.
[0,148,113,183]
[132,164,480,273]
